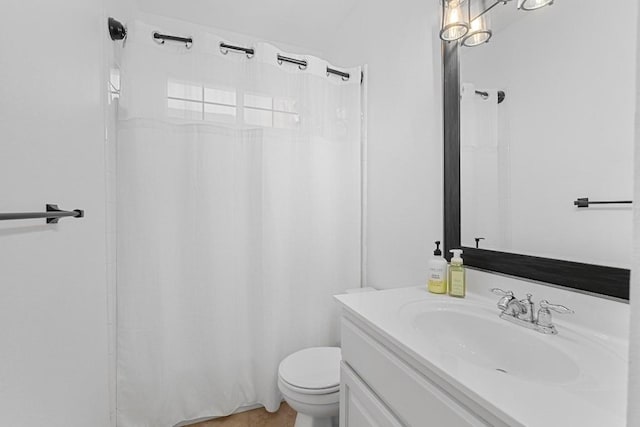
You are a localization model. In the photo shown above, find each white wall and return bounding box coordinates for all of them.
[0,1,110,426]
[323,0,444,289]
[628,4,640,424]
[460,1,637,269]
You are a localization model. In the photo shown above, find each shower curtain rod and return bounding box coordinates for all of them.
[108,17,126,40]
[107,17,358,82]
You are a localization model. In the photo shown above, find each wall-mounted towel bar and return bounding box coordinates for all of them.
[475,90,506,104]
[0,204,84,224]
[574,198,633,208]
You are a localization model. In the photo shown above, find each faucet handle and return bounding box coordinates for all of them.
[491,288,514,297]
[537,300,574,333]
[539,300,574,314]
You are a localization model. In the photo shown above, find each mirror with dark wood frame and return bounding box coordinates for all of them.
[442,29,631,300]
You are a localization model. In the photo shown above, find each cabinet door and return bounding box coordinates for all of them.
[340,362,404,427]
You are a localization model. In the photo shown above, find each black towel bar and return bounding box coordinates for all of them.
[0,204,84,224]
[574,198,633,208]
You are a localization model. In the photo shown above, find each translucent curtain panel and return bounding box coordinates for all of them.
[116,21,362,426]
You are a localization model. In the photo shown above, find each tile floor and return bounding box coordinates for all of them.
[187,402,296,427]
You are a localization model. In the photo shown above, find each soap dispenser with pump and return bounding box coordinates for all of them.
[448,249,466,298]
[427,241,448,294]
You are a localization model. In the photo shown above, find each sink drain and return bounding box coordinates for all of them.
[495,368,508,374]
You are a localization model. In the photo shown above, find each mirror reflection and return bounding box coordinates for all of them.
[459,0,635,269]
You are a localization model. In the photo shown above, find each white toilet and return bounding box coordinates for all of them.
[278,346,341,427]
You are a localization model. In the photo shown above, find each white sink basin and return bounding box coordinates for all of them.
[399,298,624,387]
[405,303,579,383]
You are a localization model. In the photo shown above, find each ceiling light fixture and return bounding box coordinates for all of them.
[439,0,469,42]
[440,0,552,47]
[517,0,554,11]
[461,12,492,47]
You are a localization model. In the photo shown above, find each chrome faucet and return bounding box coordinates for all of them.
[495,289,527,317]
[490,288,574,335]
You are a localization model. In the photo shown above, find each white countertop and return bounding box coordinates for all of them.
[335,285,629,427]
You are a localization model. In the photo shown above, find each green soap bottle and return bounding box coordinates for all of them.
[448,249,466,298]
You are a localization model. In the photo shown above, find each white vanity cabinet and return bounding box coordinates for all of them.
[339,314,512,427]
[336,286,628,427]
[340,362,403,427]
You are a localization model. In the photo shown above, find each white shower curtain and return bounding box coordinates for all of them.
[116,21,361,427]
[460,83,510,250]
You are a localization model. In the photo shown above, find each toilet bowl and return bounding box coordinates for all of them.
[278,347,341,427]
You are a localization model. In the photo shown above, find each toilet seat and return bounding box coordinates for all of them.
[279,377,340,395]
[278,376,340,406]
[278,347,341,395]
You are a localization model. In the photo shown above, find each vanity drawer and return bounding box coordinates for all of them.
[341,362,404,427]
[341,317,490,427]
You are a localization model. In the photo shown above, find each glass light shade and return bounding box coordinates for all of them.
[519,0,554,11]
[440,1,469,41]
[461,15,492,47]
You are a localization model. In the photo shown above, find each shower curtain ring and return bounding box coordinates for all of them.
[153,32,165,45]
